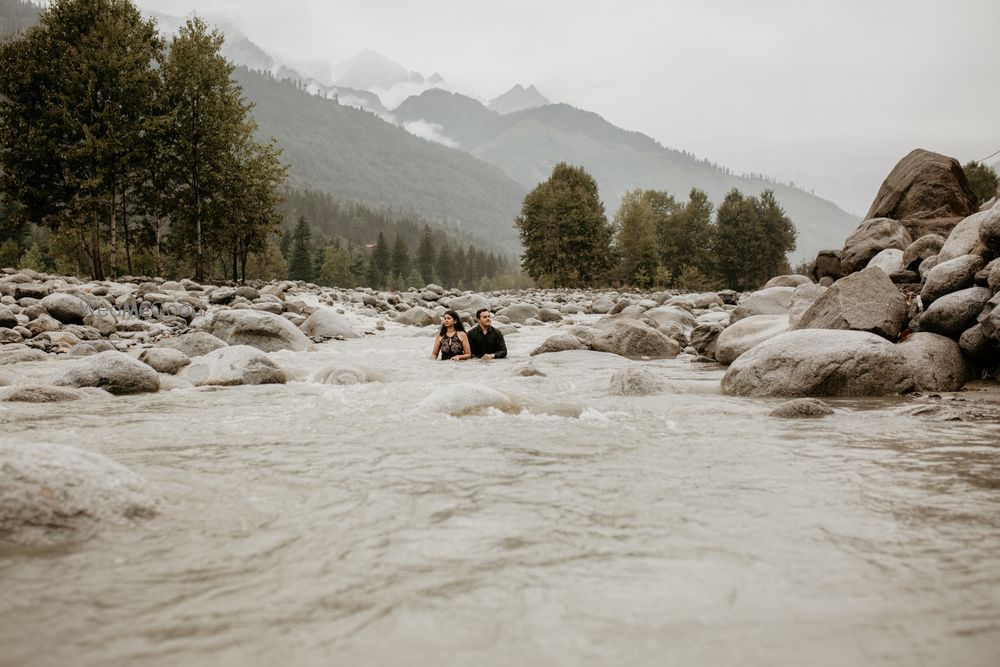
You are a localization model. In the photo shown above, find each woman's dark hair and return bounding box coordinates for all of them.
[438,309,465,336]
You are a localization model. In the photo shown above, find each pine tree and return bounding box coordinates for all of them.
[366,230,390,288]
[288,216,313,281]
[436,241,454,287]
[416,225,435,286]
[390,233,410,278]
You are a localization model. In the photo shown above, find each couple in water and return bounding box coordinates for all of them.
[431,308,507,361]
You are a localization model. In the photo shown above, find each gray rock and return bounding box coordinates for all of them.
[309,365,372,385]
[42,292,90,324]
[300,308,362,339]
[938,208,998,262]
[989,260,1000,294]
[690,322,725,358]
[0,442,157,548]
[209,287,237,304]
[920,254,985,304]
[919,286,992,338]
[643,305,697,331]
[530,334,590,356]
[732,286,795,321]
[840,218,913,274]
[182,345,287,386]
[158,331,228,358]
[812,250,843,281]
[769,398,834,418]
[0,304,16,329]
[496,303,540,324]
[715,314,790,365]
[138,348,191,375]
[763,274,812,289]
[0,348,48,365]
[447,293,491,315]
[1,385,84,402]
[415,383,520,416]
[902,234,946,270]
[83,310,117,336]
[722,330,913,397]
[980,301,1000,343]
[26,314,62,336]
[792,267,907,341]
[536,308,563,323]
[866,248,904,274]
[897,332,973,392]
[69,340,117,356]
[211,309,312,352]
[609,366,662,395]
[787,283,827,327]
[958,324,994,364]
[13,283,50,300]
[591,298,615,314]
[918,255,940,279]
[0,328,21,344]
[49,351,160,395]
[394,306,437,327]
[590,319,681,359]
[981,201,1000,251]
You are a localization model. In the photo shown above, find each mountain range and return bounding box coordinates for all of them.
[3,3,862,263]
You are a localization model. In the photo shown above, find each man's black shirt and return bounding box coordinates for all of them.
[467,325,507,358]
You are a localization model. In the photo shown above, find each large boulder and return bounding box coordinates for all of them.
[609,367,662,395]
[394,306,436,327]
[840,218,913,275]
[414,383,519,416]
[590,319,681,359]
[157,331,228,358]
[731,286,794,321]
[866,248,904,275]
[210,309,312,352]
[0,304,18,329]
[787,283,827,327]
[530,334,590,356]
[792,267,908,340]
[1,385,84,402]
[49,351,160,395]
[897,332,973,392]
[715,314,790,365]
[812,250,843,282]
[721,330,913,396]
[496,303,540,324]
[980,201,1000,251]
[447,293,491,315]
[937,207,1000,262]
[918,286,992,338]
[920,254,985,304]
[40,293,91,324]
[763,274,812,289]
[0,348,47,366]
[0,441,157,548]
[902,234,946,270]
[138,348,191,375]
[300,308,361,339]
[865,148,978,239]
[182,345,287,386]
[690,322,725,358]
[643,305,698,331]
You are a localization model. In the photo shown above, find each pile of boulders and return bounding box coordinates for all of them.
[719,149,999,396]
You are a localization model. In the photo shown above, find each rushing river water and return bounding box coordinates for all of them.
[2,318,1000,666]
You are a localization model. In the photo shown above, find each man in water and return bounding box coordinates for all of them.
[467,308,507,360]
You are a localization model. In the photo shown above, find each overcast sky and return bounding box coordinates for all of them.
[135,0,999,215]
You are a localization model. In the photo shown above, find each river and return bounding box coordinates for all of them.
[2,318,999,666]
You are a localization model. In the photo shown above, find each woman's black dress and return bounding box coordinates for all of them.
[439,333,464,360]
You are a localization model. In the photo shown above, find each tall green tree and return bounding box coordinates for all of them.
[366,230,390,287]
[715,189,796,290]
[160,16,253,281]
[416,225,435,285]
[288,216,313,281]
[614,189,659,287]
[0,0,163,278]
[516,163,613,287]
[964,161,999,206]
[436,241,454,287]
[390,232,410,279]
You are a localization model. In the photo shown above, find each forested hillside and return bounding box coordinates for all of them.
[234,68,526,252]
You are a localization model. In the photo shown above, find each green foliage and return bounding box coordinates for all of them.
[288,216,314,281]
[416,225,436,284]
[964,161,999,206]
[715,189,796,290]
[318,244,354,287]
[390,233,410,278]
[0,237,18,267]
[366,230,390,288]
[515,162,614,287]
[614,189,659,288]
[245,237,287,281]
[18,240,47,271]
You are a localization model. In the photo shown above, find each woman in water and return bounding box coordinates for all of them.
[431,309,472,361]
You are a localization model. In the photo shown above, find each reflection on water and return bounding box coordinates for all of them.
[2,322,999,667]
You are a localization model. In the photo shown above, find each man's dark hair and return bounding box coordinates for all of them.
[476,308,491,320]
